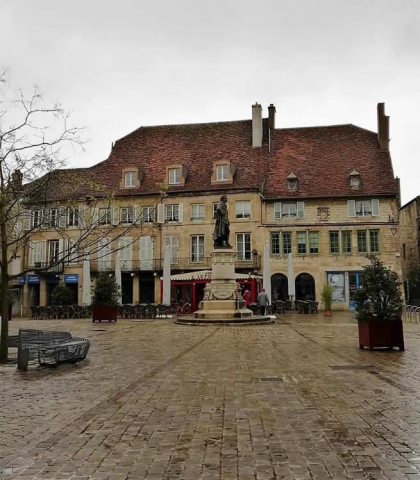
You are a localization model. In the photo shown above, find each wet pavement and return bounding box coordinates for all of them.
[1,313,420,479]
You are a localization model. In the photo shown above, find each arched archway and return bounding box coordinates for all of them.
[295,273,315,301]
[271,274,288,302]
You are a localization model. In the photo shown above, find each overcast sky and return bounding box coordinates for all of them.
[2,0,420,204]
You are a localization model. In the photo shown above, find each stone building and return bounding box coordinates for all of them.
[12,102,401,315]
[399,196,420,303]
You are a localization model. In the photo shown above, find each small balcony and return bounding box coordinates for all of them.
[35,261,64,274]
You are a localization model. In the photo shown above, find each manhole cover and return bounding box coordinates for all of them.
[259,377,283,382]
[329,365,375,371]
[93,328,107,332]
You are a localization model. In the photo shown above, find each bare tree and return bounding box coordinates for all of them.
[0,71,163,362]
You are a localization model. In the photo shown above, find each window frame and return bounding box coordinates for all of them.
[342,230,352,255]
[124,171,136,188]
[48,239,60,264]
[68,207,79,227]
[236,233,251,261]
[356,200,372,217]
[216,164,228,181]
[282,202,297,219]
[357,230,368,254]
[270,232,280,255]
[165,204,180,223]
[369,229,380,254]
[282,232,292,255]
[190,235,205,263]
[168,168,181,185]
[235,201,251,220]
[33,209,41,228]
[309,231,319,255]
[329,231,340,255]
[120,206,134,224]
[99,208,111,226]
[296,231,307,255]
[212,203,218,220]
[191,204,205,222]
[141,206,155,223]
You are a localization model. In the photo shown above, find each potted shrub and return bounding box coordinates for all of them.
[354,256,404,351]
[51,284,76,306]
[321,282,333,317]
[91,273,120,323]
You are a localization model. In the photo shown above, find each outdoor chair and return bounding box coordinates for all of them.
[275,301,286,314]
[157,304,168,318]
[61,305,72,319]
[38,306,48,320]
[145,304,157,319]
[30,306,40,320]
[296,300,306,314]
[308,301,319,314]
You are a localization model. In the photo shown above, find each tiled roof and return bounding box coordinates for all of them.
[264,124,397,198]
[89,120,270,196]
[34,117,397,202]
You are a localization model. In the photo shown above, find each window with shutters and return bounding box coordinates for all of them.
[356,200,372,217]
[329,231,340,254]
[67,239,77,264]
[309,232,319,254]
[191,204,205,221]
[98,239,112,271]
[140,236,154,270]
[99,208,111,225]
[297,232,307,255]
[280,201,305,219]
[164,236,179,265]
[141,206,154,223]
[236,201,251,219]
[191,235,205,263]
[282,202,297,218]
[283,232,292,254]
[68,207,79,227]
[236,233,251,261]
[342,231,352,254]
[211,160,234,184]
[274,202,282,219]
[212,203,218,220]
[165,204,179,222]
[120,207,133,224]
[124,171,136,187]
[270,232,280,255]
[48,240,60,264]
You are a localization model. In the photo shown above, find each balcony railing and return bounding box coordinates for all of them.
[89,253,261,272]
[34,261,64,273]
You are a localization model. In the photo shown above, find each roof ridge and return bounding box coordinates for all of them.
[274,123,376,133]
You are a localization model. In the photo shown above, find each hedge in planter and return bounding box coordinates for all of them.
[354,256,404,351]
[321,282,333,317]
[91,273,120,323]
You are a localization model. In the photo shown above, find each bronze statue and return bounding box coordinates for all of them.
[214,195,231,247]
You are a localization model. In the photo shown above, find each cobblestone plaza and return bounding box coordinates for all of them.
[2,314,420,479]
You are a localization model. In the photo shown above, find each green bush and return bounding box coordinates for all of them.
[354,256,403,321]
[92,272,120,307]
[321,282,333,311]
[51,284,76,306]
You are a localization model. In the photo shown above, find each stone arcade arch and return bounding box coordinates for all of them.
[271,273,288,302]
[295,273,316,301]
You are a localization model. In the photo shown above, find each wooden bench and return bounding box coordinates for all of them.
[16,328,90,371]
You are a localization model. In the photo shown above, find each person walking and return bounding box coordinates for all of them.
[243,288,251,307]
[257,288,270,315]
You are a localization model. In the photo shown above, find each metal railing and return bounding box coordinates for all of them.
[34,262,64,274]
[403,305,420,323]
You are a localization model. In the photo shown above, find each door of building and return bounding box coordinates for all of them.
[349,272,362,310]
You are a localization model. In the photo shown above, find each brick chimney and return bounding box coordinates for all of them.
[11,169,23,191]
[377,103,390,151]
[268,104,276,130]
[252,103,263,148]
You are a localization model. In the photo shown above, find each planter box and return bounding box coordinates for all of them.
[92,306,118,323]
[358,318,404,351]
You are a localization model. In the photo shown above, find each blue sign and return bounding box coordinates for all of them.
[18,276,26,285]
[64,274,79,284]
[27,275,40,284]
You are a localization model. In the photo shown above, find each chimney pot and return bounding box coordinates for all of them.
[268,103,276,130]
[252,103,263,148]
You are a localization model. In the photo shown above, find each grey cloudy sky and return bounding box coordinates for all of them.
[2,0,420,204]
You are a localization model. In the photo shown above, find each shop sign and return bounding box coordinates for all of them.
[64,274,79,284]
[27,275,40,284]
[18,276,26,285]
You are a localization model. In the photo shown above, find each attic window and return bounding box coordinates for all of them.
[169,168,181,185]
[216,164,228,181]
[287,173,298,192]
[211,160,235,185]
[125,171,136,187]
[349,170,360,189]
[120,167,142,189]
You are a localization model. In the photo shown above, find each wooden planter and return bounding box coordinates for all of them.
[92,306,118,323]
[358,318,404,351]
[324,309,332,317]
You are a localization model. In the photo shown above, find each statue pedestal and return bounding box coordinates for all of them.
[194,247,252,319]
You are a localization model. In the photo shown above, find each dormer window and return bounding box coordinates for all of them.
[168,168,181,185]
[349,170,361,189]
[216,164,228,181]
[125,171,136,187]
[287,173,298,192]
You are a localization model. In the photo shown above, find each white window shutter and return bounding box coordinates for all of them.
[78,205,85,228]
[112,206,119,226]
[134,206,140,224]
[178,204,183,223]
[59,206,67,228]
[157,204,165,224]
[29,241,36,267]
[40,241,47,263]
[372,199,380,217]
[297,202,305,219]
[91,207,98,226]
[67,239,76,264]
[348,200,356,217]
[23,211,32,231]
[41,208,48,229]
[172,236,179,262]
[140,236,154,270]
[58,239,64,260]
[274,202,282,220]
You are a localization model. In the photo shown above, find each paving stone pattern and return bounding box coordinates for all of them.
[2,313,420,479]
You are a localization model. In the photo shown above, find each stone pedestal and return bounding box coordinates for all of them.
[194,248,252,319]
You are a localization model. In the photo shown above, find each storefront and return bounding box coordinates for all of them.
[326,270,364,310]
[27,275,40,307]
[45,275,59,305]
[64,274,79,304]
[163,270,263,311]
